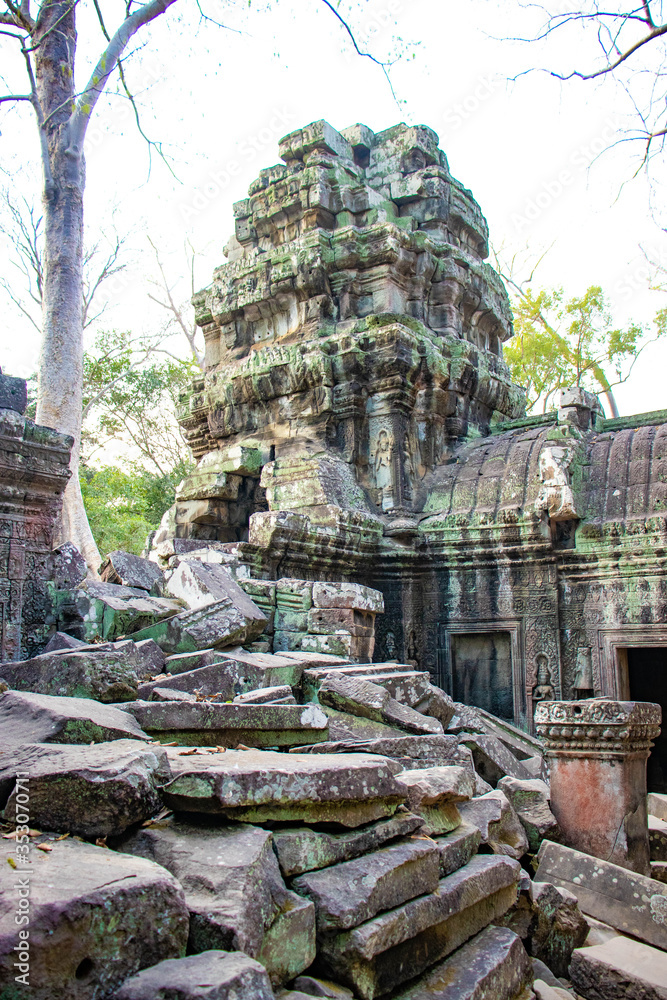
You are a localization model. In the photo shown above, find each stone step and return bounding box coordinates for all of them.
[435,820,481,876]
[390,926,532,1000]
[118,699,329,748]
[570,935,667,999]
[273,811,424,877]
[303,667,430,707]
[161,747,406,828]
[291,837,441,933]
[316,854,521,1000]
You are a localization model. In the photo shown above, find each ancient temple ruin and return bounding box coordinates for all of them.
[3,121,667,1000]
[160,120,667,751]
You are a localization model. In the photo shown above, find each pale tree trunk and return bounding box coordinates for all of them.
[4,0,180,575]
[31,1,100,573]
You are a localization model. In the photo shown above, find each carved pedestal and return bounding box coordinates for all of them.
[535,699,661,874]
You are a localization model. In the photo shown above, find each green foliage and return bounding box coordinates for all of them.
[504,284,664,414]
[83,330,198,475]
[80,459,193,557]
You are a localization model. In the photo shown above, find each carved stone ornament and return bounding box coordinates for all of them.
[534,699,662,756]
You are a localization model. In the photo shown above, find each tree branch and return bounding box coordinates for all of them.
[318,0,401,107]
[68,0,180,151]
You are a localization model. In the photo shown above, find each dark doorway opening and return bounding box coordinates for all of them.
[627,646,667,793]
[451,631,514,721]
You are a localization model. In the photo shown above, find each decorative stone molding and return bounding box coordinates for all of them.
[535,699,661,756]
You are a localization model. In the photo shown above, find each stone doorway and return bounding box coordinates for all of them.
[625,646,667,793]
[450,631,514,721]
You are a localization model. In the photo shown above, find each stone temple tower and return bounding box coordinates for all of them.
[175,120,524,544]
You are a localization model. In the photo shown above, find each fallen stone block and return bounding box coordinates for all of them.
[390,925,531,1000]
[318,674,444,736]
[0,689,149,747]
[120,817,288,957]
[365,671,432,708]
[48,540,87,589]
[127,596,266,654]
[257,889,316,985]
[161,748,406,827]
[294,734,471,771]
[0,838,188,999]
[570,935,667,1000]
[281,650,352,668]
[137,660,238,701]
[115,950,275,1000]
[447,701,487,734]
[273,811,424,877]
[459,733,532,786]
[312,581,384,613]
[475,706,545,761]
[233,685,296,704]
[292,976,354,999]
[317,855,521,999]
[134,638,167,677]
[121,700,329,748]
[164,648,219,674]
[150,686,196,702]
[0,739,170,837]
[458,789,529,859]
[535,840,667,950]
[499,877,587,978]
[218,646,307,687]
[435,820,482,876]
[0,648,139,702]
[165,560,266,630]
[292,837,441,933]
[41,630,86,653]
[394,765,474,834]
[654,862,667,884]
[319,706,409,742]
[277,577,313,610]
[300,632,374,662]
[498,776,561,852]
[100,550,164,592]
[414,683,456,728]
[307,607,375,638]
[74,580,184,641]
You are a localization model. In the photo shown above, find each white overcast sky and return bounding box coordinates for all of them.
[2,0,666,418]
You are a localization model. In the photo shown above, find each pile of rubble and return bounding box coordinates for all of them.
[1,551,667,999]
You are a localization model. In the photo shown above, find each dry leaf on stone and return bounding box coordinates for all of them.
[7,857,16,868]
[95,837,108,848]
[36,844,52,852]
[55,832,69,841]
[142,808,173,828]
[235,744,252,751]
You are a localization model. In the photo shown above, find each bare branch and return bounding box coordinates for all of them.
[318,0,401,108]
[0,92,31,103]
[69,0,180,151]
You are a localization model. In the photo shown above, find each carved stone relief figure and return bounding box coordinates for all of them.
[532,653,555,704]
[385,630,397,661]
[573,646,594,697]
[372,427,395,510]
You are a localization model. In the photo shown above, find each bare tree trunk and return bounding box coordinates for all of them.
[32,1,101,573]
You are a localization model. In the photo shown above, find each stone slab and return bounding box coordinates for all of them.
[318,855,521,999]
[100,550,164,592]
[273,811,424,877]
[41,631,86,653]
[292,836,440,932]
[127,597,263,653]
[0,370,27,413]
[460,733,532,786]
[120,699,329,747]
[257,889,316,986]
[498,776,560,853]
[0,689,149,746]
[435,820,482,876]
[318,674,443,736]
[234,685,296,704]
[294,734,469,770]
[570,936,667,999]
[535,840,667,950]
[160,748,406,827]
[459,790,529,860]
[0,837,188,1000]
[319,706,409,742]
[394,765,473,834]
[120,817,286,957]
[390,925,531,1000]
[0,648,139,702]
[137,660,239,701]
[0,739,170,837]
[115,950,275,1000]
[650,793,667,823]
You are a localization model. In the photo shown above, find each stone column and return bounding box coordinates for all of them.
[535,699,661,875]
